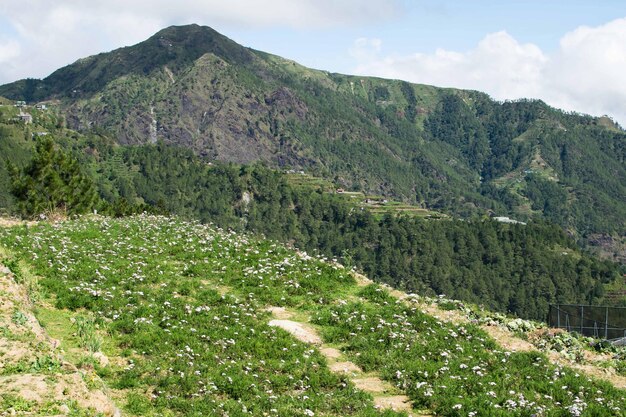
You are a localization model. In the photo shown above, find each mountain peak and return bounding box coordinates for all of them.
[0,24,254,101]
[144,23,254,66]
[148,24,231,52]
[152,23,208,37]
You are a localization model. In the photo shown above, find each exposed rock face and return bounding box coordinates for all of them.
[62,54,315,169]
[265,87,308,120]
[587,233,626,265]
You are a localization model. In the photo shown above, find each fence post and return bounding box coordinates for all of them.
[580,306,584,335]
[605,307,609,340]
[557,305,560,328]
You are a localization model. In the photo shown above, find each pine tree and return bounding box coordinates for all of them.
[9,137,99,217]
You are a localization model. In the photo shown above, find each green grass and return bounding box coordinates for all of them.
[0,215,400,417]
[0,215,624,416]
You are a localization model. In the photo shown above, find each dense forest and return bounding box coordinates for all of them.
[7,134,621,321]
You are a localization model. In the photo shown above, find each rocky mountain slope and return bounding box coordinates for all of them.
[1,24,625,250]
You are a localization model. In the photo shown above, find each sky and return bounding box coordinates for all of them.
[1,0,625,126]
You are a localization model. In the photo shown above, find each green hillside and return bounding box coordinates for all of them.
[0,24,625,323]
[1,25,624,250]
[6,119,626,320]
[0,108,624,320]
[1,215,625,416]
[2,23,626,417]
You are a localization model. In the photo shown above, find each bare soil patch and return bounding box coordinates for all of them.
[329,361,361,374]
[0,262,122,416]
[352,376,390,393]
[268,307,420,414]
[268,319,322,344]
[319,347,342,360]
[373,395,415,414]
[265,306,295,320]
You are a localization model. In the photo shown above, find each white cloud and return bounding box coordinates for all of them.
[352,18,626,127]
[0,0,402,84]
[545,18,626,123]
[349,37,383,61]
[354,32,547,99]
[0,38,20,63]
[0,37,21,82]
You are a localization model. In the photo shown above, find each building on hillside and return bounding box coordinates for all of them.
[18,112,33,124]
[493,216,526,225]
[35,104,47,110]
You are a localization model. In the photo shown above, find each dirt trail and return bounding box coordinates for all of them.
[0,217,37,228]
[411,297,626,389]
[0,262,122,416]
[268,307,424,416]
[268,319,323,344]
[353,270,626,390]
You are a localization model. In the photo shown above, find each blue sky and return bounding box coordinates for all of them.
[223,0,626,73]
[0,1,625,125]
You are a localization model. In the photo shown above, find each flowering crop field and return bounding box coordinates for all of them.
[0,215,625,417]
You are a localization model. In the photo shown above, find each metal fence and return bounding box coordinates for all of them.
[548,304,626,340]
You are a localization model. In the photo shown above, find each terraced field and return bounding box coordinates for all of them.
[0,215,624,416]
[285,173,444,219]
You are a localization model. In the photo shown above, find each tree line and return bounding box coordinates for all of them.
[9,138,622,320]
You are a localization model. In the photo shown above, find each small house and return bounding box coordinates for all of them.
[18,112,33,124]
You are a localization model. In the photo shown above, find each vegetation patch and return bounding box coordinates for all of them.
[1,215,624,416]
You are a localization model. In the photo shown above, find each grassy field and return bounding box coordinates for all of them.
[0,215,624,416]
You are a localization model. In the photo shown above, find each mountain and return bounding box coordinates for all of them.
[1,24,625,251]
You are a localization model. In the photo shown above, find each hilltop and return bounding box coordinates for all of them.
[0,24,624,251]
[1,215,625,416]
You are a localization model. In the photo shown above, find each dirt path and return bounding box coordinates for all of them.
[268,307,426,416]
[268,319,323,344]
[0,217,35,228]
[0,262,122,416]
[351,271,626,390]
[410,297,626,389]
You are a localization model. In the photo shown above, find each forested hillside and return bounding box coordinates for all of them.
[1,25,625,322]
[1,24,625,248]
[1,113,622,320]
